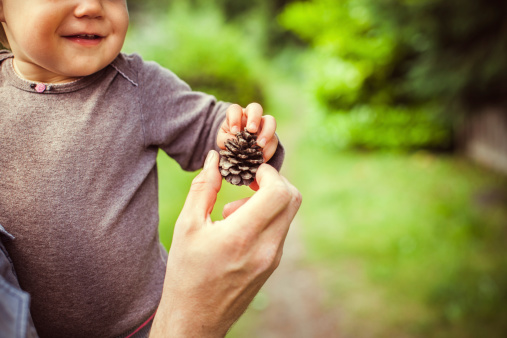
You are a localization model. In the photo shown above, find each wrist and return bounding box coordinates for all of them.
[150,295,229,338]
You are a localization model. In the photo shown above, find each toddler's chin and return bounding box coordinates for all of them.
[63,60,115,78]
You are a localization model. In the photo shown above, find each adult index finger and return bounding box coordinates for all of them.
[259,175,302,242]
[224,164,293,234]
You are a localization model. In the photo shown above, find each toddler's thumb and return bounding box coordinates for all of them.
[177,150,222,229]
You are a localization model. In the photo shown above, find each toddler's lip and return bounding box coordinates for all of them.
[64,33,104,39]
[63,34,104,46]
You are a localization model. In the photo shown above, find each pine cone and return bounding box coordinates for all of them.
[219,130,264,186]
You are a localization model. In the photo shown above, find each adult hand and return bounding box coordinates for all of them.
[150,150,301,337]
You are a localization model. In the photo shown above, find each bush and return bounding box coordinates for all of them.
[123,2,265,106]
[368,0,507,110]
[279,0,453,151]
[279,0,507,151]
[313,105,452,151]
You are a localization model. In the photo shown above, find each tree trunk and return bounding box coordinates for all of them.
[462,107,507,175]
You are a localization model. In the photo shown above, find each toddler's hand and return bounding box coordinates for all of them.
[217,103,278,163]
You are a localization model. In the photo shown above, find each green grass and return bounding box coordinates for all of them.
[291,143,507,337]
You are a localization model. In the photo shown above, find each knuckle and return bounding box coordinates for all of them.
[292,187,303,208]
[254,244,279,274]
[272,250,283,270]
[189,175,208,193]
[270,182,292,206]
[228,230,253,253]
[281,177,302,208]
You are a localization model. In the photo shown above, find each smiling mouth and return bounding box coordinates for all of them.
[64,34,104,46]
[67,34,103,39]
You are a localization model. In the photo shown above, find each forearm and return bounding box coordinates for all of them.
[150,283,233,338]
[150,256,254,338]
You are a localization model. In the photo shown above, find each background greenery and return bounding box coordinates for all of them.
[124,0,507,336]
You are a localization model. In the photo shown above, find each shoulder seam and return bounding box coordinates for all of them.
[110,63,138,87]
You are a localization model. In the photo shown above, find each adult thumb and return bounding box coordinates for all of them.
[177,150,222,229]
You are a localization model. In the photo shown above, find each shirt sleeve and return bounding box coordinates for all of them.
[137,58,228,171]
[136,56,284,172]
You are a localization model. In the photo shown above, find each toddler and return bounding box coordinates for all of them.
[0,1,283,337]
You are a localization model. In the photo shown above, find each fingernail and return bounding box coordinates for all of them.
[231,126,240,134]
[258,138,266,147]
[248,123,257,132]
[204,150,215,169]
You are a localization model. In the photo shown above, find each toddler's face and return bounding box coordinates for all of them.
[0,0,129,82]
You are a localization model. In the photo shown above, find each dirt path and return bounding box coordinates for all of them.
[246,76,340,337]
[251,218,340,338]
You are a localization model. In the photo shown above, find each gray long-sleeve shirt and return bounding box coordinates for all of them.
[0,51,284,338]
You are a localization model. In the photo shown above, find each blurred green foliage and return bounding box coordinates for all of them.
[313,105,452,150]
[281,0,507,110]
[124,2,265,105]
[368,0,507,109]
[127,0,300,54]
[279,0,507,151]
[280,0,399,111]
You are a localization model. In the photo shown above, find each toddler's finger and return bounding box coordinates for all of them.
[262,136,278,162]
[256,115,276,148]
[244,103,263,134]
[226,104,243,134]
[217,125,236,149]
[248,180,260,191]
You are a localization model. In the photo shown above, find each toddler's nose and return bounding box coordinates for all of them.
[74,0,104,19]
